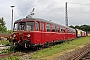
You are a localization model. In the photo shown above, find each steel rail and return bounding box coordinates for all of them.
[71,48,90,60]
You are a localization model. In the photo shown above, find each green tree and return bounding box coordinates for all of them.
[0,17,5,26]
[69,25,75,29]
[75,25,80,29]
[7,30,12,34]
[0,17,7,33]
[70,24,90,32]
[80,25,90,32]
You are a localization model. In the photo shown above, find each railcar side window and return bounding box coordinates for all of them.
[60,28,62,33]
[46,23,50,32]
[26,22,34,31]
[68,29,70,33]
[40,23,44,30]
[61,28,66,33]
[68,29,73,33]
[56,26,60,32]
[52,25,55,32]
[36,22,39,31]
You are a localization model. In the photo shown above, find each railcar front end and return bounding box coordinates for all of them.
[11,19,41,48]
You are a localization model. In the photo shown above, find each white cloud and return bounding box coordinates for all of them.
[0,0,90,29]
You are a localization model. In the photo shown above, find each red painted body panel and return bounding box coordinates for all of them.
[12,31,76,45]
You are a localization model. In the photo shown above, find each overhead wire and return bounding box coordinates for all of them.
[67,2,90,6]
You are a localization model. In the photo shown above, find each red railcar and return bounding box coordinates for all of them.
[11,18,76,48]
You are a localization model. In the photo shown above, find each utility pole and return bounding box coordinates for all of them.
[65,2,68,26]
[10,6,15,30]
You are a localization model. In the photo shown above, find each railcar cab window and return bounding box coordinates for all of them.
[14,23,18,31]
[46,23,50,32]
[18,22,25,30]
[26,22,34,31]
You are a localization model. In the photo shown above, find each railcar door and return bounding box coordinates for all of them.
[45,23,51,42]
[40,22,45,45]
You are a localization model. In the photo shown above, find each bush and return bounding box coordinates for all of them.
[0,44,15,54]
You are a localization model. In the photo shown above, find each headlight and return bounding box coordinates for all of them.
[13,34,16,37]
[27,34,30,37]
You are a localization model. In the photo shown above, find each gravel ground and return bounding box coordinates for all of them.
[20,54,36,60]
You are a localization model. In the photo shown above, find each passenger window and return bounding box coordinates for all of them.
[69,29,70,33]
[36,22,39,31]
[52,25,55,32]
[56,26,59,32]
[46,23,50,32]
[60,28,62,33]
[61,28,66,33]
[40,23,44,30]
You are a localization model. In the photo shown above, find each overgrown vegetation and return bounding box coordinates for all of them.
[0,40,11,45]
[1,45,14,54]
[1,55,20,60]
[0,40,14,54]
[30,37,90,59]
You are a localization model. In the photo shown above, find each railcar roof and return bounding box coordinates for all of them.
[14,17,74,29]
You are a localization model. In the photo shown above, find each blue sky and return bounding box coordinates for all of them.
[0,0,90,30]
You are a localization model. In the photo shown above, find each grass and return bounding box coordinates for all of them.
[30,37,90,60]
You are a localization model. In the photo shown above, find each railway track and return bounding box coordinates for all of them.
[80,51,90,60]
[0,52,26,59]
[54,44,90,60]
[0,47,36,59]
[0,41,56,59]
[71,48,90,60]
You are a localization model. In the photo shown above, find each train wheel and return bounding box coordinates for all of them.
[38,45,42,50]
[31,46,38,51]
